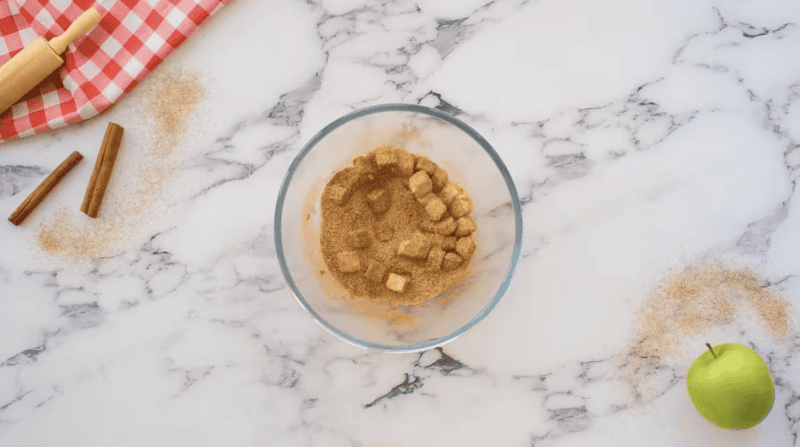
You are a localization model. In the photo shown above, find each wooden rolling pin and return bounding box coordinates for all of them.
[0,9,101,115]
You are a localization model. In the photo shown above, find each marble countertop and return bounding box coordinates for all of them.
[2,0,800,445]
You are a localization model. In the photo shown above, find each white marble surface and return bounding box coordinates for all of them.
[1,0,800,445]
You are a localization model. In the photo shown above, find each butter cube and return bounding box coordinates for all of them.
[366,260,389,283]
[374,221,394,241]
[325,169,360,206]
[439,182,463,206]
[397,232,431,259]
[450,196,473,218]
[455,216,477,237]
[396,148,415,177]
[415,156,439,175]
[366,188,391,214]
[427,247,445,271]
[419,219,436,233]
[353,154,377,181]
[417,192,437,206]
[429,233,444,248]
[375,145,399,169]
[386,273,409,293]
[328,184,352,205]
[431,167,448,192]
[442,253,463,271]
[455,236,476,258]
[425,197,447,221]
[353,153,376,169]
[409,171,433,198]
[434,216,457,235]
[336,251,361,273]
[347,229,371,249]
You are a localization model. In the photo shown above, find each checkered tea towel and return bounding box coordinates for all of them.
[0,0,233,143]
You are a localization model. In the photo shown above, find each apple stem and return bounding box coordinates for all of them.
[705,342,717,359]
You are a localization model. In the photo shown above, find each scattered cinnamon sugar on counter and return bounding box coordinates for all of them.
[35,69,206,261]
[148,71,205,157]
[320,145,476,306]
[619,264,795,403]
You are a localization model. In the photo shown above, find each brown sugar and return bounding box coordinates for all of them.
[319,145,475,306]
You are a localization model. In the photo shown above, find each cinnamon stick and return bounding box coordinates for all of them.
[81,122,124,218]
[8,151,83,226]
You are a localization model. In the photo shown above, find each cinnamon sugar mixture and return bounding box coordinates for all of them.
[619,264,794,403]
[36,69,206,260]
[320,145,477,306]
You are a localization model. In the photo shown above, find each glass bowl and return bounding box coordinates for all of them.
[275,104,522,352]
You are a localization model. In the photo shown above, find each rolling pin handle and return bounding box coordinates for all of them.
[49,9,102,55]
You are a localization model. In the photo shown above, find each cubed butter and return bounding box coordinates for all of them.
[375,145,399,169]
[417,192,437,206]
[427,247,445,271]
[455,216,477,237]
[366,188,391,214]
[442,253,463,271]
[366,260,389,283]
[419,219,436,233]
[450,196,473,218]
[397,232,431,259]
[434,216,457,235]
[409,171,433,198]
[424,197,447,221]
[353,154,377,181]
[415,156,439,175]
[455,236,476,258]
[439,182,463,205]
[429,233,444,248]
[328,184,353,205]
[396,148,415,177]
[347,229,371,249]
[386,273,409,293]
[374,221,394,241]
[336,251,361,273]
[431,167,448,192]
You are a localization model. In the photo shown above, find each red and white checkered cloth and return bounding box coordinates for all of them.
[0,0,233,143]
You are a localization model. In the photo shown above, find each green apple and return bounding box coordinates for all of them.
[687,342,775,430]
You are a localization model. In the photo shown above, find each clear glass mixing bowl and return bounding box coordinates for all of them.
[275,104,522,352]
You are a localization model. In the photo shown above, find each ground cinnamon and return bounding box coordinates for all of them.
[320,145,476,306]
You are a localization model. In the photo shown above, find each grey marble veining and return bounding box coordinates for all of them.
[1,0,799,445]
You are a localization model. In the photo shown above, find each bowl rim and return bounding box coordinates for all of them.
[274,103,523,352]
